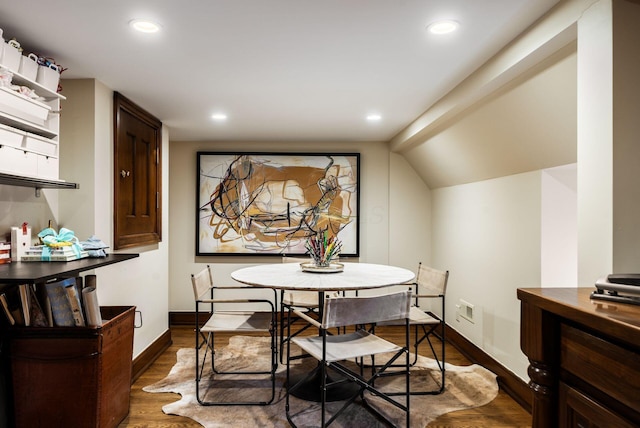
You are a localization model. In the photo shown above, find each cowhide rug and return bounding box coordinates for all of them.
[143,336,498,427]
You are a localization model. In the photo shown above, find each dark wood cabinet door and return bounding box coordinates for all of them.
[559,383,637,428]
[114,92,162,250]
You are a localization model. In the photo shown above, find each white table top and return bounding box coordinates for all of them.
[231,262,415,292]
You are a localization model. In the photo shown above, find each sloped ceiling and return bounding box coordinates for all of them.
[403,42,577,189]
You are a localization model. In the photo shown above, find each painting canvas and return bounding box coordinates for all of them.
[197,152,360,256]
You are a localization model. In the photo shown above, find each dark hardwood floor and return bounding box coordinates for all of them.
[120,325,532,427]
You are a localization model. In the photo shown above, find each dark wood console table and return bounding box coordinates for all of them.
[0,253,139,284]
[518,287,640,428]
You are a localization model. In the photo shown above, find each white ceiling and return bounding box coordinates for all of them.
[0,0,559,142]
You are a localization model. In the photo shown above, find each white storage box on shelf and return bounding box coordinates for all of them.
[0,145,38,177]
[37,153,59,179]
[0,40,21,72]
[0,122,25,148]
[0,31,69,186]
[0,86,51,126]
[18,54,38,81]
[36,63,60,92]
[24,132,57,156]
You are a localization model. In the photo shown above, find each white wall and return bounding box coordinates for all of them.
[431,171,542,380]
[389,152,431,272]
[0,186,58,236]
[577,0,613,283]
[59,79,169,359]
[167,141,428,310]
[541,164,577,287]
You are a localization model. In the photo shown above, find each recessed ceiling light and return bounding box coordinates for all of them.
[427,20,459,35]
[211,113,228,121]
[129,19,162,33]
[366,114,381,122]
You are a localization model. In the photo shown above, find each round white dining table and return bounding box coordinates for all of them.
[231,261,415,292]
[231,261,415,402]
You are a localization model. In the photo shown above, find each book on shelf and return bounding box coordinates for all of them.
[0,241,10,265]
[44,277,78,327]
[18,284,30,326]
[27,285,49,327]
[64,281,86,327]
[35,282,54,327]
[0,284,48,327]
[0,286,24,326]
[0,293,15,325]
[82,286,102,327]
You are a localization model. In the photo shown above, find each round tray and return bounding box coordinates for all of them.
[300,262,344,273]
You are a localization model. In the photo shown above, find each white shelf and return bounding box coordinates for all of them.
[0,46,64,187]
[0,65,65,100]
[0,171,77,190]
[0,110,57,139]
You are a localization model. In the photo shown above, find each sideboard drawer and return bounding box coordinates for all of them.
[559,382,636,428]
[560,323,639,414]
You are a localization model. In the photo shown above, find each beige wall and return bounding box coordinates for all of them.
[59,79,170,359]
[389,153,431,272]
[431,171,543,380]
[611,0,640,272]
[167,140,430,310]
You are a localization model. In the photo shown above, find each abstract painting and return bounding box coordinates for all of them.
[197,152,360,256]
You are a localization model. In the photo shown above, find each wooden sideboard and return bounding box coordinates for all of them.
[518,287,640,428]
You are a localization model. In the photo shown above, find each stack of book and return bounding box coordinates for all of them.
[0,242,10,264]
[0,277,102,328]
[21,245,89,262]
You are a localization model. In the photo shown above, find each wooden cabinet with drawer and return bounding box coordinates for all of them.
[518,287,640,428]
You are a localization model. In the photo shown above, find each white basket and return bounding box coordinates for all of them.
[18,54,38,81]
[36,64,60,92]
[0,40,21,72]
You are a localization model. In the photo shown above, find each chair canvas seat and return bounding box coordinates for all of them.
[279,257,330,364]
[191,265,277,406]
[378,305,440,326]
[285,290,412,428]
[201,311,273,332]
[292,330,402,362]
[376,263,449,396]
[282,290,319,308]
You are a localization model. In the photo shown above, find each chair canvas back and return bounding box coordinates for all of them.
[191,265,214,301]
[417,263,449,296]
[321,290,411,329]
[282,256,318,302]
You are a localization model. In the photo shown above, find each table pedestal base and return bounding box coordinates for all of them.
[288,367,361,402]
